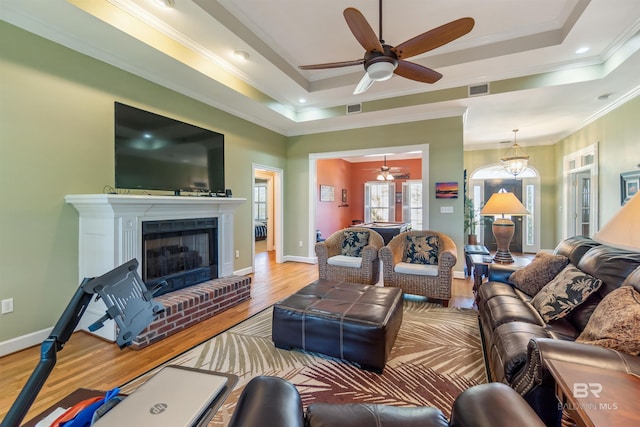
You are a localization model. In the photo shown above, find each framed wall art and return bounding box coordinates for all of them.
[320,185,334,202]
[620,171,640,205]
[435,182,459,199]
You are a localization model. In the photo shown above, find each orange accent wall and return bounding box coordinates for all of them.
[316,158,353,240]
[316,158,422,238]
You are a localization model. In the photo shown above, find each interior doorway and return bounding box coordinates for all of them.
[252,164,284,268]
[470,164,540,253]
[563,144,598,239]
[309,144,430,259]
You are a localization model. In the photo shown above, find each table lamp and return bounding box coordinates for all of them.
[594,191,640,250]
[480,189,529,263]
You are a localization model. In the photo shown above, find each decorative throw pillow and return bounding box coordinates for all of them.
[341,230,369,257]
[508,252,569,296]
[531,265,602,322]
[404,235,439,265]
[576,286,640,355]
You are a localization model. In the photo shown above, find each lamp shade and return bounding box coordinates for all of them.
[480,190,529,264]
[594,192,640,251]
[480,190,529,216]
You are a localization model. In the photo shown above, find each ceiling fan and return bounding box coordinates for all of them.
[299,0,474,94]
[369,155,405,181]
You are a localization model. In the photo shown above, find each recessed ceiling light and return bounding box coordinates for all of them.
[153,0,175,8]
[298,98,307,104]
[575,46,590,55]
[233,50,249,61]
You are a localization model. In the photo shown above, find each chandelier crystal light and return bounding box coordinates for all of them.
[501,129,529,177]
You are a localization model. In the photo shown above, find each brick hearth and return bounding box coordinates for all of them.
[130,275,252,350]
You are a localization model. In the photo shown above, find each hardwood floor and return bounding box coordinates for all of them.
[0,252,475,423]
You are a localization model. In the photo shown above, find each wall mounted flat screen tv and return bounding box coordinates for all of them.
[114,102,224,194]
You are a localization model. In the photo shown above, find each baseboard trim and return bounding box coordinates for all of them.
[0,327,52,357]
[234,266,253,276]
[453,270,465,279]
[283,255,317,264]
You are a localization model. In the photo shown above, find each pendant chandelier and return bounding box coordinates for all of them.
[501,129,529,177]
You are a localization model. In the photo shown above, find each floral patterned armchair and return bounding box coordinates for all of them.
[315,227,384,285]
[379,230,457,306]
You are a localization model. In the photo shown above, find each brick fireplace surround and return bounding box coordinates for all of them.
[65,194,247,347]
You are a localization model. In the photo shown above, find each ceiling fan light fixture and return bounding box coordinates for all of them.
[367,61,396,81]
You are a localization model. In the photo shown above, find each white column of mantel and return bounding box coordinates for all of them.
[65,194,246,341]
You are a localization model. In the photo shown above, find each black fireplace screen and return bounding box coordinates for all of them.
[142,218,218,296]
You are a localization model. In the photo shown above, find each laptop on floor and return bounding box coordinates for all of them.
[92,365,228,427]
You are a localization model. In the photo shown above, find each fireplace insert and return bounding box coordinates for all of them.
[142,218,218,296]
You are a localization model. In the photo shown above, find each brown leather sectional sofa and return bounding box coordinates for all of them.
[477,236,640,426]
[227,375,546,427]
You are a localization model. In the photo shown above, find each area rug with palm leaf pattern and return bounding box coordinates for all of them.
[120,299,487,426]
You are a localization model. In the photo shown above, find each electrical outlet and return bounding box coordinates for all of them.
[1,298,14,314]
[298,240,303,247]
[235,250,240,259]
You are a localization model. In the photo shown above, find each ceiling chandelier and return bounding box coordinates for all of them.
[501,129,529,177]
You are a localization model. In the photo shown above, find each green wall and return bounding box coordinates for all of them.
[464,96,640,249]
[0,22,286,342]
[464,144,558,249]
[285,117,466,269]
[553,96,640,241]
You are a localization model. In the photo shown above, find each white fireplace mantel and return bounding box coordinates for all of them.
[65,194,246,341]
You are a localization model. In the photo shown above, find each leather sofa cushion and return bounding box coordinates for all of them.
[492,322,550,382]
[307,403,448,427]
[545,317,579,340]
[477,282,519,306]
[578,245,640,297]
[553,236,601,266]
[449,383,546,427]
[483,296,545,330]
[564,293,602,332]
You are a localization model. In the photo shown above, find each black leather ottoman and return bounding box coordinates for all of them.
[272,279,403,372]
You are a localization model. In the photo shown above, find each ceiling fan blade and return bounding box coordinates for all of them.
[394,60,442,84]
[353,72,375,95]
[392,17,475,59]
[344,7,384,53]
[299,59,364,70]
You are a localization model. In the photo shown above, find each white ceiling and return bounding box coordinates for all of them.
[2,0,639,150]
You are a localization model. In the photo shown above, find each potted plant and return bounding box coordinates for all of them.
[464,196,480,245]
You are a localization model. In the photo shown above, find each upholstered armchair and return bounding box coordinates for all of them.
[379,230,457,306]
[315,227,384,285]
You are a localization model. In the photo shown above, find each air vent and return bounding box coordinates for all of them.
[468,83,490,97]
[346,103,362,114]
